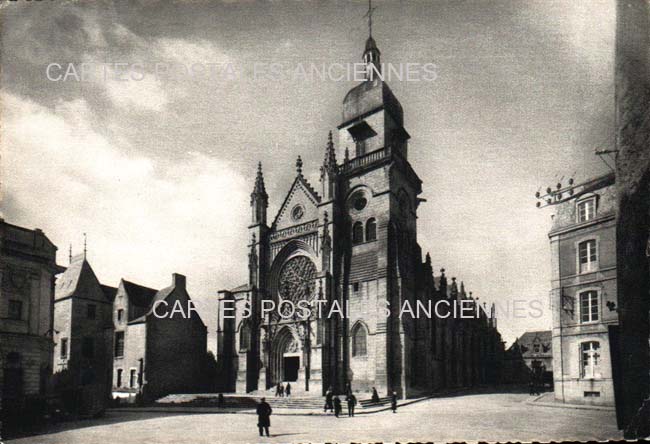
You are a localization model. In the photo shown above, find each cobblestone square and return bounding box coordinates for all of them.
[7,393,622,444]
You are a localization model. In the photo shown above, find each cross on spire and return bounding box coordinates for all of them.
[364,0,377,38]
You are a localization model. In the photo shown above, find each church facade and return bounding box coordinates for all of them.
[216,35,504,398]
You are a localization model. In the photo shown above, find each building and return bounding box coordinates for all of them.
[0,219,61,422]
[112,273,208,402]
[504,330,552,385]
[216,32,504,397]
[52,252,116,415]
[547,171,618,406]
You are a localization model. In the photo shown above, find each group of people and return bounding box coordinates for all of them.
[275,382,292,397]
[256,385,401,437]
[323,387,357,417]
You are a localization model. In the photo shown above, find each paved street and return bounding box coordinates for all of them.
[7,392,622,444]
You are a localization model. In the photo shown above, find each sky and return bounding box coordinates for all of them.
[0,0,615,346]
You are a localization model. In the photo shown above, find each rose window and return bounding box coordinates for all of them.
[278,256,317,316]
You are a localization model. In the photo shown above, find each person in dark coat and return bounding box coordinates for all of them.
[285,382,291,397]
[324,387,334,412]
[275,383,282,397]
[279,384,284,397]
[333,395,342,418]
[346,393,357,417]
[390,391,398,413]
[371,387,380,404]
[256,397,272,437]
[217,393,225,407]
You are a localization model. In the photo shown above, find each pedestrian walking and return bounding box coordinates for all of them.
[391,391,397,413]
[324,387,334,412]
[217,393,225,407]
[275,382,282,397]
[346,393,357,417]
[285,382,291,397]
[333,395,342,418]
[279,384,285,397]
[371,387,380,404]
[256,397,272,437]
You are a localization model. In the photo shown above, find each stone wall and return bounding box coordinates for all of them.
[615,0,650,431]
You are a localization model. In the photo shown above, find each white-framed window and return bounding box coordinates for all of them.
[578,239,598,273]
[580,341,601,379]
[579,290,599,323]
[577,197,596,223]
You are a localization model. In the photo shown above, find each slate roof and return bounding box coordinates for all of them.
[511,330,552,357]
[122,279,158,308]
[55,254,113,303]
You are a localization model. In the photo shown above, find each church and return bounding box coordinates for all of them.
[216,28,505,398]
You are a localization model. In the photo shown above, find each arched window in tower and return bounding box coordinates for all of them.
[352,323,368,357]
[352,222,364,244]
[366,218,377,241]
[239,322,251,352]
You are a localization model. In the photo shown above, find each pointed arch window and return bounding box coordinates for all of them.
[366,218,377,241]
[352,222,364,244]
[351,322,368,357]
[240,322,251,352]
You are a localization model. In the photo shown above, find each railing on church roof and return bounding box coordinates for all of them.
[341,146,391,174]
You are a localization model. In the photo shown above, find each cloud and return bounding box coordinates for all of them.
[1,91,250,315]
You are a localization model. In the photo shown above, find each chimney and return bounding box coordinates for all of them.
[172,273,186,290]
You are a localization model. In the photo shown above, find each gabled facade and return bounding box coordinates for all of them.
[216,33,504,397]
[52,253,115,413]
[112,274,208,402]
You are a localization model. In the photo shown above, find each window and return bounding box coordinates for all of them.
[352,222,364,244]
[533,343,541,353]
[352,282,360,293]
[82,337,94,358]
[117,309,124,323]
[87,304,96,320]
[114,332,125,358]
[239,322,251,352]
[60,338,68,360]
[316,319,324,346]
[581,341,601,378]
[351,323,368,357]
[577,198,596,223]
[584,391,601,397]
[8,300,22,320]
[578,240,598,273]
[116,369,123,387]
[580,291,599,323]
[366,218,377,241]
[129,369,137,388]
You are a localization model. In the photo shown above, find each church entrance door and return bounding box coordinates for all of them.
[283,356,299,382]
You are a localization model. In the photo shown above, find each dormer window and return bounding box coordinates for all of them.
[577,197,596,223]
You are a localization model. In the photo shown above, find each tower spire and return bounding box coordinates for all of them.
[320,131,338,200]
[251,162,269,225]
[362,0,381,81]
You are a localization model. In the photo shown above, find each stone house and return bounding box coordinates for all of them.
[52,253,115,415]
[0,219,61,423]
[112,273,208,402]
[548,172,618,406]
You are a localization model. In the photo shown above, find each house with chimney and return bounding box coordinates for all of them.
[112,273,208,402]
